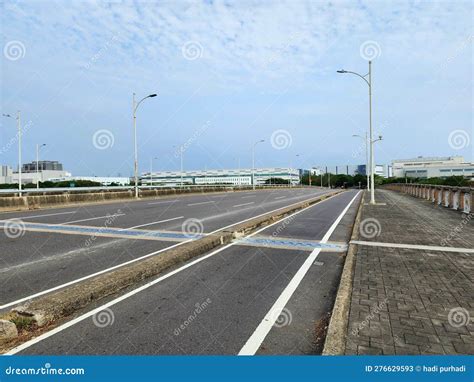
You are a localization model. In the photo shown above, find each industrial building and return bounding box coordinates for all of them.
[140,168,301,186]
[392,156,474,179]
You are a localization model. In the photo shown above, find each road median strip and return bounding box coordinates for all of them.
[0,190,342,351]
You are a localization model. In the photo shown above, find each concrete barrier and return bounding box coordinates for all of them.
[0,190,341,348]
[383,183,472,214]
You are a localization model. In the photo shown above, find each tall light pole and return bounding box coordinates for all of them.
[3,112,22,196]
[295,154,301,185]
[133,92,157,198]
[352,133,369,191]
[338,61,376,204]
[173,145,184,187]
[150,156,158,188]
[36,143,46,189]
[252,139,264,190]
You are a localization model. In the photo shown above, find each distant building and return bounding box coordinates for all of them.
[392,156,474,179]
[22,160,63,172]
[48,176,130,186]
[355,164,389,178]
[140,168,301,186]
[0,165,13,184]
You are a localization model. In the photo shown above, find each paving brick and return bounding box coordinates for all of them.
[343,190,474,355]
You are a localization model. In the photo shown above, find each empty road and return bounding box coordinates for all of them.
[5,189,362,355]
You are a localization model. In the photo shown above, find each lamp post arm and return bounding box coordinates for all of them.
[343,71,370,87]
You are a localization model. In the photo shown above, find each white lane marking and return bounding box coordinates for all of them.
[351,240,474,254]
[147,200,178,205]
[60,214,126,225]
[238,191,361,355]
[5,191,346,354]
[123,216,185,230]
[0,211,76,220]
[1,190,335,310]
[233,202,255,208]
[241,195,255,199]
[187,201,215,206]
[274,196,286,200]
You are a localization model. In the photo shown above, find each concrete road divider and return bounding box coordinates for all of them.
[0,190,341,348]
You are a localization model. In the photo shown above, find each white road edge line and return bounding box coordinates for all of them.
[123,216,185,230]
[5,190,346,354]
[233,202,255,208]
[0,211,77,220]
[60,214,126,225]
[238,190,361,356]
[147,200,178,205]
[187,201,215,206]
[0,190,332,311]
[351,240,474,254]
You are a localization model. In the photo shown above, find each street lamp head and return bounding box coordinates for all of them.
[337,69,347,73]
[260,139,265,143]
[148,94,157,98]
[2,113,12,118]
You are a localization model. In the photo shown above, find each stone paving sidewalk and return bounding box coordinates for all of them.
[344,189,474,355]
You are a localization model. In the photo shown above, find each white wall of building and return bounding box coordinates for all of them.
[392,156,474,178]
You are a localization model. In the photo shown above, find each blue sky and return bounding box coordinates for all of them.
[1,0,472,176]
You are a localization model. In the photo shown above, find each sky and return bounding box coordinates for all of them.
[1,0,472,177]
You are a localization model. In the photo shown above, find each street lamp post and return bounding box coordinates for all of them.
[3,111,22,196]
[295,154,301,186]
[251,140,264,190]
[36,143,46,189]
[150,156,158,188]
[352,133,369,191]
[338,61,377,204]
[133,92,157,198]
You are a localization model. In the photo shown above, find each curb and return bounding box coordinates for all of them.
[0,190,341,348]
[322,190,364,355]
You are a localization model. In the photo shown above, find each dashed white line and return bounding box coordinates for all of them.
[0,211,77,220]
[148,200,178,205]
[123,216,184,230]
[233,202,255,208]
[60,214,125,225]
[274,196,286,200]
[187,201,215,206]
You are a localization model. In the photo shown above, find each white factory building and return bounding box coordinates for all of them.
[140,168,301,186]
[392,156,474,179]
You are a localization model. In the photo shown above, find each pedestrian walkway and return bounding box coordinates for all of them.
[344,189,474,355]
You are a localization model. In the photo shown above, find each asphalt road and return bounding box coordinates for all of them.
[10,189,362,355]
[0,187,333,309]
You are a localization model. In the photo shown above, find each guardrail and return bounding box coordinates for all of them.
[383,183,472,214]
